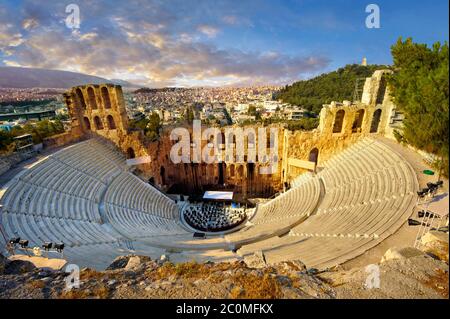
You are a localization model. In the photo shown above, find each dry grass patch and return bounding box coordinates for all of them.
[229,273,282,299]
[148,261,215,281]
[27,280,46,289]
[423,268,449,298]
[58,284,110,299]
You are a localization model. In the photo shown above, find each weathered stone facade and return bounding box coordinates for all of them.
[62,69,400,199]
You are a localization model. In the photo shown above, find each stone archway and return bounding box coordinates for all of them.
[309,147,319,165]
[333,110,345,133]
[83,117,91,130]
[101,87,112,109]
[107,115,116,129]
[87,87,97,109]
[370,109,382,133]
[352,109,365,133]
[76,88,86,109]
[94,116,103,130]
[126,147,135,159]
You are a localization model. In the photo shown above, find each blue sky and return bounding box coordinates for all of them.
[0,0,448,86]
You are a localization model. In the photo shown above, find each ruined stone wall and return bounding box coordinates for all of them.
[61,69,399,199]
[144,124,285,199]
[63,84,151,161]
[283,69,398,183]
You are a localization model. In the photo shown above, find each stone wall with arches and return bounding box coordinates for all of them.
[63,84,151,168]
[60,69,400,199]
[282,69,398,184]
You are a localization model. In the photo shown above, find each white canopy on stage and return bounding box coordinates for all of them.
[203,191,233,200]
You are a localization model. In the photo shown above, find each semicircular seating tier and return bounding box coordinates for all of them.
[0,139,182,269]
[223,173,321,245]
[0,137,419,270]
[237,138,419,270]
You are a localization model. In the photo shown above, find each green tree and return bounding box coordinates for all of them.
[247,105,257,116]
[146,112,161,140]
[389,37,449,176]
[183,106,195,123]
[275,64,388,114]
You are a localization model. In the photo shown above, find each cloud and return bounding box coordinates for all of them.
[0,0,330,87]
[197,25,220,38]
[222,15,238,25]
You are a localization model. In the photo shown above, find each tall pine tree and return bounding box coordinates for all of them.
[389,38,449,176]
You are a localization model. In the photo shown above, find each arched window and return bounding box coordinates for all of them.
[352,109,365,133]
[370,109,382,133]
[309,147,319,165]
[83,117,91,130]
[94,116,103,130]
[107,115,116,129]
[101,87,112,109]
[246,132,255,149]
[237,165,244,177]
[126,147,135,159]
[247,162,255,177]
[76,88,86,109]
[376,76,387,104]
[333,110,345,133]
[87,87,97,109]
[230,164,235,177]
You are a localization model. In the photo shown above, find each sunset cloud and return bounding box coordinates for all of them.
[0,0,334,87]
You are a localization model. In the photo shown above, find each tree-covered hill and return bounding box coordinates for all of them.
[275,64,389,114]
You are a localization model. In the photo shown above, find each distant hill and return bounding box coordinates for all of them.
[275,64,390,114]
[0,67,135,88]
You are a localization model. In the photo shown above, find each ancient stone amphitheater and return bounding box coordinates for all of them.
[0,70,420,270]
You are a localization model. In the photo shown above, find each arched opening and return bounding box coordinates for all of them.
[76,88,86,109]
[309,147,319,165]
[370,109,382,133]
[247,162,255,178]
[352,109,365,133]
[332,110,345,133]
[87,87,97,109]
[126,147,136,159]
[218,162,225,185]
[237,165,244,178]
[230,164,235,177]
[247,132,255,146]
[376,76,387,104]
[83,117,91,130]
[101,87,112,109]
[160,166,166,185]
[93,116,103,130]
[106,115,116,129]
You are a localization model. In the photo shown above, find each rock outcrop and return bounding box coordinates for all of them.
[420,231,449,263]
[381,247,425,263]
[0,231,447,299]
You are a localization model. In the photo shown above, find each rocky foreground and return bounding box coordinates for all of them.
[0,231,448,299]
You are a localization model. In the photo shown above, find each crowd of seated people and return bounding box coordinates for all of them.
[183,202,247,232]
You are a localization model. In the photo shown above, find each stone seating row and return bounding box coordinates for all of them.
[104,172,179,220]
[237,138,418,269]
